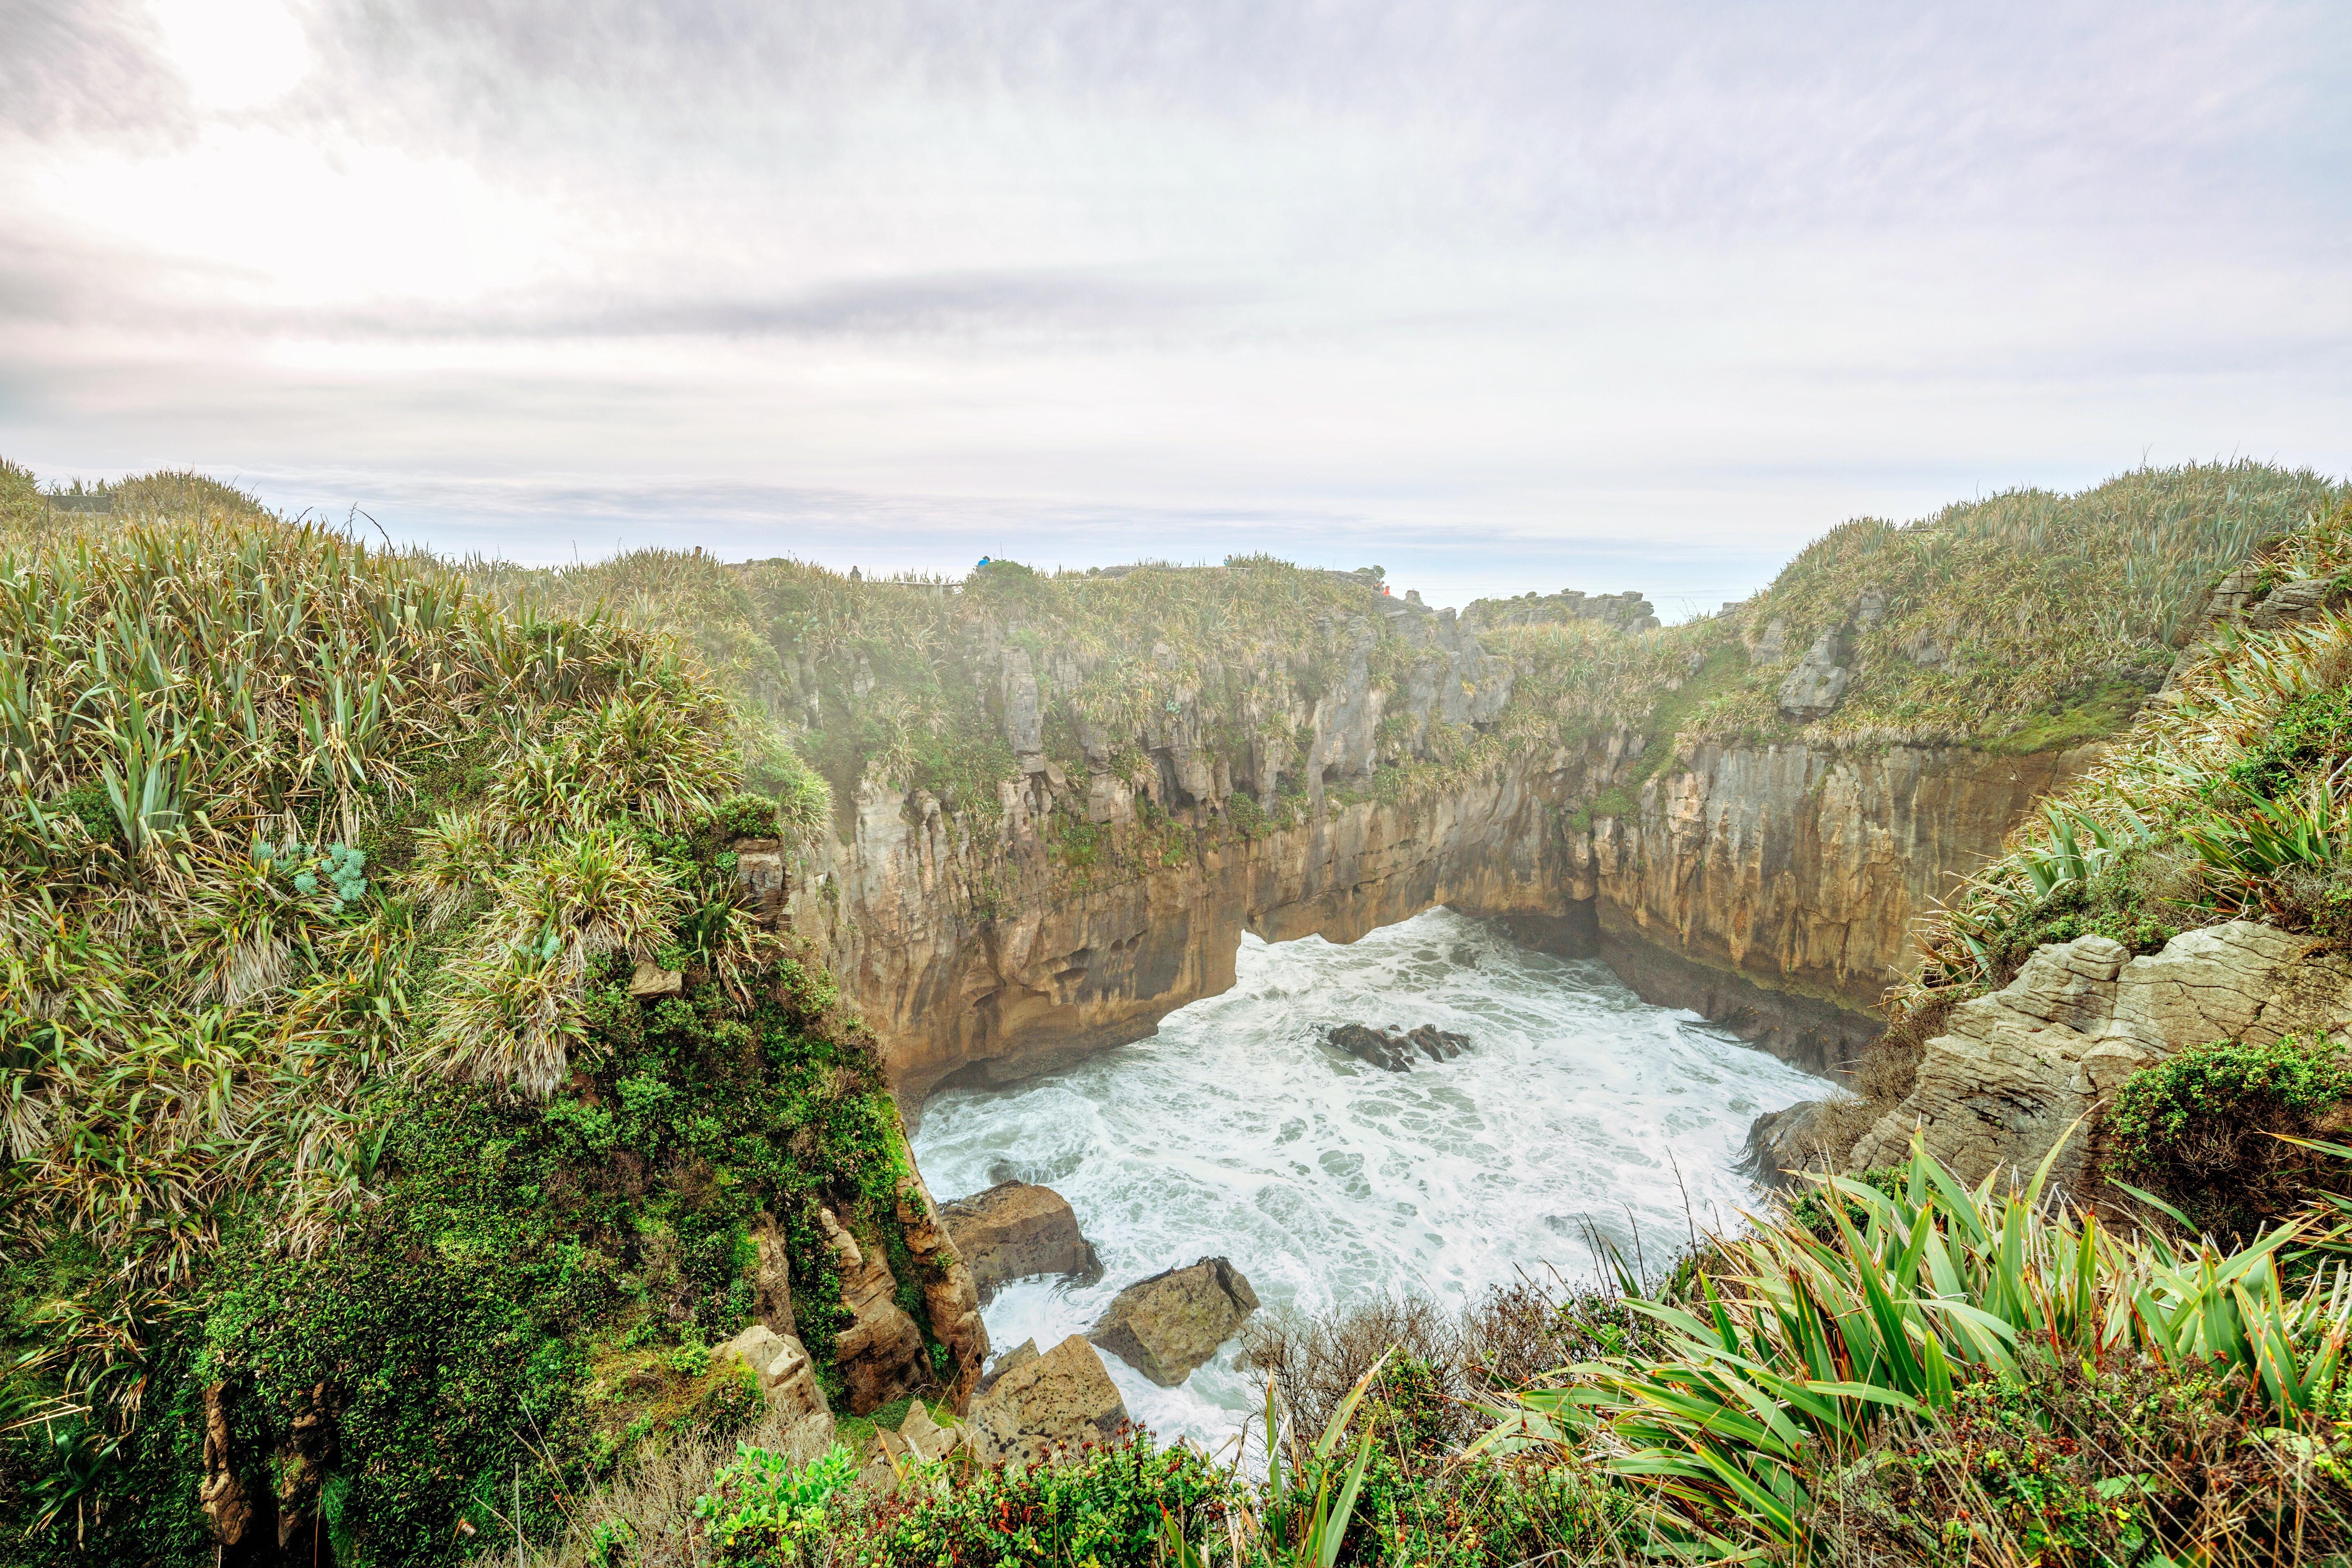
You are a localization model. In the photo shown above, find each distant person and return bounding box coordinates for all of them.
[849,566,861,582]
[978,555,991,568]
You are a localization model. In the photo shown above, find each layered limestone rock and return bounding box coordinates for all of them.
[1090,1257,1260,1387]
[939,1181,1103,1303]
[716,1324,833,1449]
[793,765,1570,1106]
[1572,742,2102,1076]
[817,1206,930,1415]
[965,1335,1131,1466]
[892,1171,991,1410]
[1850,922,2352,1193]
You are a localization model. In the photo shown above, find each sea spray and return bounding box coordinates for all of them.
[911,907,1833,1451]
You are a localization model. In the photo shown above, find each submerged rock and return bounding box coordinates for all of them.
[940,1181,1105,1303]
[965,1335,1130,1466]
[1324,1022,1470,1072]
[1089,1257,1260,1387]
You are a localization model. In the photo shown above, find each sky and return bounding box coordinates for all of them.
[2,1,2347,617]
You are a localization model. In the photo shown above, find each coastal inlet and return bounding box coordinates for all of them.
[911,906,1833,1450]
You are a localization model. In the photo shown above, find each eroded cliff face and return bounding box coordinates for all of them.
[784,718,2093,1105]
[759,577,2102,1105]
[787,763,1574,1107]
[1568,742,2101,1075]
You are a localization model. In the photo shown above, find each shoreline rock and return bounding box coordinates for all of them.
[965,1336,1130,1466]
[939,1181,1105,1304]
[1089,1257,1260,1388]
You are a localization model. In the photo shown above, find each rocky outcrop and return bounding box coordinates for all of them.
[1741,1098,1855,1187]
[1325,1022,1469,1071]
[1777,628,1852,720]
[1090,1257,1260,1388]
[892,1171,990,1410]
[1849,922,2352,1194]
[965,1335,1131,1467]
[817,1206,930,1415]
[199,1383,253,1548]
[939,1181,1102,1303]
[716,1323,833,1447]
[859,1401,970,1492]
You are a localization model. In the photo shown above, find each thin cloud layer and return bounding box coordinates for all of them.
[1,0,2346,608]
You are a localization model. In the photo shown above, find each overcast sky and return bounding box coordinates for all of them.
[3,1,2346,614]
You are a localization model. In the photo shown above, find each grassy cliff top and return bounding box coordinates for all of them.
[0,467,937,1564]
[468,461,2345,831]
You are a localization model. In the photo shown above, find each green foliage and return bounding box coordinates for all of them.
[2105,1034,2352,1236]
[1979,677,2149,755]
[696,1441,861,1561]
[1482,1136,2352,1558]
[837,1435,1237,1568]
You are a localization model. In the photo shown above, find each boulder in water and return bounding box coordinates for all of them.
[939,1181,1104,1303]
[1324,1022,1470,1071]
[965,1335,1130,1466]
[1407,1023,1470,1061]
[1089,1256,1260,1387]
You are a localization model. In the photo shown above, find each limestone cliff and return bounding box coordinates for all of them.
[778,637,2091,1100]
[1570,741,2100,1075]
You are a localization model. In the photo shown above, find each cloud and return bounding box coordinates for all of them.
[0,0,2345,605]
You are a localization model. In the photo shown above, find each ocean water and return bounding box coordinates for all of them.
[909,906,1831,1452]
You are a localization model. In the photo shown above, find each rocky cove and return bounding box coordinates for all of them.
[772,593,2100,1106]
[722,584,2109,1450]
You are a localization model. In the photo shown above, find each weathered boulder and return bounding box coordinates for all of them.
[965,1335,1130,1467]
[1850,922,2352,1194]
[817,1207,929,1414]
[893,1171,991,1411]
[628,959,683,998]
[939,1181,1103,1304]
[1777,628,1851,720]
[979,1338,1040,1394]
[1090,1257,1260,1387]
[858,1399,970,1492]
[715,1323,833,1447]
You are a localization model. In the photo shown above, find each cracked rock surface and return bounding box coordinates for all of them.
[1850,921,2352,1194]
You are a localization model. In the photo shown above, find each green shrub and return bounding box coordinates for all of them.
[695,1441,860,1563]
[2103,1034,2352,1237]
[837,1435,1236,1568]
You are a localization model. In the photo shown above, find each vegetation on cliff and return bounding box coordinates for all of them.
[7,453,2348,1565]
[434,462,2344,910]
[0,476,948,1564]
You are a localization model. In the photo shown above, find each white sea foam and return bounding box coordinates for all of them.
[910,906,1831,1452]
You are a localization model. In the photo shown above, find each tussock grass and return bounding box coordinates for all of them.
[1690,460,2343,749]
[0,486,764,1435]
[1892,501,2352,1025]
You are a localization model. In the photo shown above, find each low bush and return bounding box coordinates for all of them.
[2103,1033,2352,1236]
